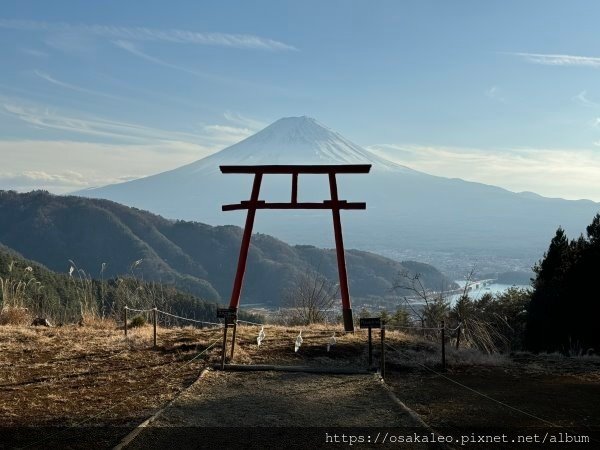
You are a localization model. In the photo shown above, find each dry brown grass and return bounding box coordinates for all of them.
[0,306,31,325]
[77,314,117,329]
[0,324,224,428]
[0,323,433,429]
[3,321,598,448]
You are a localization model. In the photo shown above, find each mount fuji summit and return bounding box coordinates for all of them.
[76,116,600,272]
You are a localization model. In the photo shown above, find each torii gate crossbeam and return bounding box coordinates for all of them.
[220,164,371,332]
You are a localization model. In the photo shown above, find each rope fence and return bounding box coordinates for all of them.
[123,306,228,348]
[157,309,223,328]
[235,319,264,326]
[122,305,348,356]
[122,305,462,364]
[124,307,154,313]
[384,322,462,332]
[384,341,563,429]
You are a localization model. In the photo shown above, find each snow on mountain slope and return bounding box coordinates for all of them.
[166,116,411,175]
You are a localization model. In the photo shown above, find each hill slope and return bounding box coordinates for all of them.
[0,190,454,306]
[0,243,246,323]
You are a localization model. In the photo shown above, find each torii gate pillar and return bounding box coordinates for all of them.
[221,164,371,332]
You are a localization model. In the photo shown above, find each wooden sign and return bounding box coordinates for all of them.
[217,308,237,321]
[359,317,381,329]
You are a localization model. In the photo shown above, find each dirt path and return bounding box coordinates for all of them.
[125,369,429,449]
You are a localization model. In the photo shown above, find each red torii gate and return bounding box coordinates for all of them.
[221,164,371,332]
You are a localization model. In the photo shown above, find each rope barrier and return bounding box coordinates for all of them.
[384,322,462,332]
[445,322,462,332]
[124,305,224,328]
[22,336,222,449]
[235,319,266,326]
[156,309,223,328]
[385,324,443,331]
[298,329,343,335]
[384,342,560,428]
[124,306,154,313]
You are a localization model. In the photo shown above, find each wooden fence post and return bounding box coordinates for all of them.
[368,327,373,367]
[221,325,228,370]
[124,306,128,337]
[441,320,446,370]
[230,320,237,359]
[380,322,386,379]
[153,308,157,349]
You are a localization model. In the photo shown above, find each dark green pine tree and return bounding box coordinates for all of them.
[526,227,571,351]
[569,214,600,352]
[586,213,600,246]
[527,216,600,353]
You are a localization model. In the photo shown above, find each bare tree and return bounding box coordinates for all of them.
[282,270,339,325]
[392,270,450,330]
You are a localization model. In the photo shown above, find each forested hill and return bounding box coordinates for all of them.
[0,243,259,323]
[0,190,455,306]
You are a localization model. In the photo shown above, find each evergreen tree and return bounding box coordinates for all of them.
[526,217,600,353]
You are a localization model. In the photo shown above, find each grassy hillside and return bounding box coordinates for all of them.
[0,243,257,324]
[0,190,455,306]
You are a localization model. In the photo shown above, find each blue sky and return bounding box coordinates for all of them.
[2,1,600,199]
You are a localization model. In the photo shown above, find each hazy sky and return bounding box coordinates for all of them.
[2,1,600,200]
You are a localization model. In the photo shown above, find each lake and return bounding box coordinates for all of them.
[449,279,531,304]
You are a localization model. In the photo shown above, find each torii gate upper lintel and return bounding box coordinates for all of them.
[220,164,371,332]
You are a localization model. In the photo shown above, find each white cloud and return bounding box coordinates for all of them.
[200,113,267,144]
[0,170,88,188]
[573,90,599,108]
[368,143,600,201]
[1,97,269,151]
[485,85,505,102]
[202,124,254,143]
[0,19,297,51]
[0,100,267,193]
[20,47,49,58]
[223,111,267,130]
[1,100,206,143]
[509,52,600,67]
[0,139,214,193]
[113,40,213,79]
[112,40,292,95]
[33,70,123,100]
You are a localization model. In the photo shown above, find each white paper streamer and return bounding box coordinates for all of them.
[327,332,336,352]
[257,326,266,346]
[294,330,303,353]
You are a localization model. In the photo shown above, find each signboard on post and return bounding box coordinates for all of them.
[217,308,237,323]
[359,317,381,329]
[217,308,238,370]
[360,317,383,371]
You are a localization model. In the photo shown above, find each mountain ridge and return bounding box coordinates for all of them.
[0,190,455,307]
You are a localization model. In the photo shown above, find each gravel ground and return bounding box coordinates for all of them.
[125,369,430,449]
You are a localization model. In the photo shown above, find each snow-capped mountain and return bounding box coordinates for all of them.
[159,116,407,174]
[76,116,416,232]
[76,116,600,274]
[199,116,402,168]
